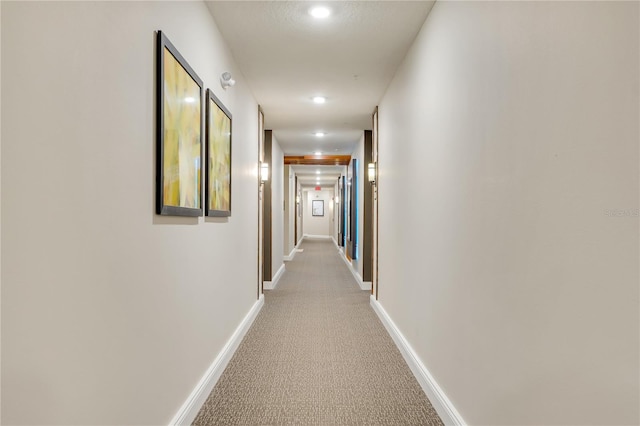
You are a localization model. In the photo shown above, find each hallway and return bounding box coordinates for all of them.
[193,239,442,425]
[2,1,638,425]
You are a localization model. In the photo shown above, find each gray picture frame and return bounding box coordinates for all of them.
[312,200,324,217]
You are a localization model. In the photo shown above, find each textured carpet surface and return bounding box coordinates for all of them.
[193,239,443,425]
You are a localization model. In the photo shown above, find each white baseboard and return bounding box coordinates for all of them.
[263,263,285,290]
[284,247,297,261]
[369,296,466,426]
[338,250,369,291]
[302,234,332,240]
[169,295,265,425]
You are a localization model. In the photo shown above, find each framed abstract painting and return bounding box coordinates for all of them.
[205,89,232,217]
[156,31,203,217]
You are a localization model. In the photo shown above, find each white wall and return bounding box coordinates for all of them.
[303,189,333,237]
[296,181,303,245]
[271,136,284,276]
[283,166,296,257]
[2,2,259,424]
[349,134,365,280]
[378,2,639,425]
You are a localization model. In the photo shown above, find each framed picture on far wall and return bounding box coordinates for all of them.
[312,200,324,217]
[156,30,203,217]
[205,89,232,217]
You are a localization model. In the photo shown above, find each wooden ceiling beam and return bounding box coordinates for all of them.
[284,155,351,166]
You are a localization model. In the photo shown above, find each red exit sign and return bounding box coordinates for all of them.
[315,186,321,191]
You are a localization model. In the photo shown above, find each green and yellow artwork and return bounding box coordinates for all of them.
[162,47,201,209]
[207,93,232,216]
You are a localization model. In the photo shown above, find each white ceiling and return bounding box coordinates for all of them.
[206,1,435,157]
[291,164,345,188]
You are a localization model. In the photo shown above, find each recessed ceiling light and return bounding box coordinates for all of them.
[316,171,321,174]
[314,132,326,137]
[184,97,196,103]
[314,151,322,156]
[313,96,326,104]
[309,6,331,19]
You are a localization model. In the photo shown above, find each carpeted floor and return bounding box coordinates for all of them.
[193,239,443,425]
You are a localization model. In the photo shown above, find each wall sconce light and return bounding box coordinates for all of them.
[296,195,301,204]
[260,162,269,182]
[220,71,236,89]
[368,162,377,185]
[335,196,340,204]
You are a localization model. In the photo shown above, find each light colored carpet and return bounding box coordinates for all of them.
[193,239,443,425]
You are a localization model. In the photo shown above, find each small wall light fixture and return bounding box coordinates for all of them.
[335,195,340,204]
[220,72,236,89]
[260,162,269,182]
[296,195,301,204]
[368,162,377,185]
